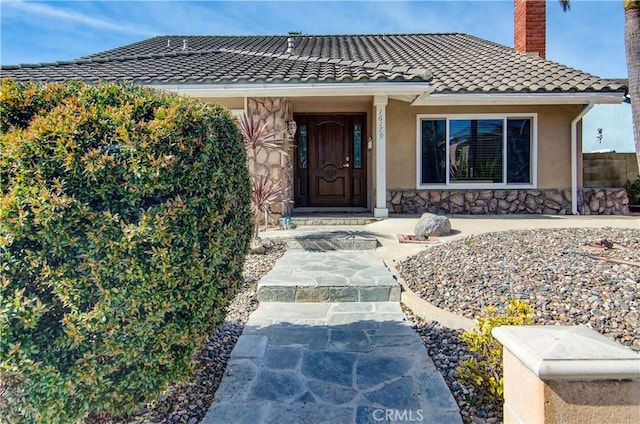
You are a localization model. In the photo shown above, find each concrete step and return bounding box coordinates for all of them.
[284,232,378,251]
[257,250,400,303]
[291,216,381,226]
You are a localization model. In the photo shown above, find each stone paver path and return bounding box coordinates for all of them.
[203,302,462,424]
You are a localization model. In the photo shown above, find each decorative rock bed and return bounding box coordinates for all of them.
[399,227,639,423]
[398,227,640,350]
[387,188,630,215]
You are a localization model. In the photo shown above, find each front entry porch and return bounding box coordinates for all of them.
[245,95,390,221]
[293,114,367,208]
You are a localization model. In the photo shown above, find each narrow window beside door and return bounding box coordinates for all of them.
[298,124,307,169]
[353,123,363,169]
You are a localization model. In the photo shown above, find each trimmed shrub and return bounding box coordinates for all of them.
[0,79,252,422]
[627,178,640,204]
[456,300,534,408]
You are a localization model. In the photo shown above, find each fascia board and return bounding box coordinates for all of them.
[412,92,626,106]
[146,82,429,98]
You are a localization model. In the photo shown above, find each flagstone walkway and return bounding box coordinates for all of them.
[203,248,462,424]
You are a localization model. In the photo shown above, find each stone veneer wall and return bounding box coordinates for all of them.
[387,188,630,215]
[246,97,294,220]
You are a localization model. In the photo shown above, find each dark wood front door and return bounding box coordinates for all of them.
[295,114,366,207]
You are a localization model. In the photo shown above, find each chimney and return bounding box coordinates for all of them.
[514,0,546,58]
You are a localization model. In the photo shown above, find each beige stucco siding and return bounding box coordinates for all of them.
[200,97,245,110]
[385,100,583,190]
[290,96,373,113]
[386,100,416,190]
[536,104,583,189]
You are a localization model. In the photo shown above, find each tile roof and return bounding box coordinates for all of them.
[1,33,627,95]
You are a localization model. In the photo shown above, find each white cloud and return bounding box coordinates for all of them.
[2,0,155,36]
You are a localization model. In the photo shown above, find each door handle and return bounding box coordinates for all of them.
[343,156,350,168]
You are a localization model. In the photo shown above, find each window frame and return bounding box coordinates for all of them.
[415,113,538,189]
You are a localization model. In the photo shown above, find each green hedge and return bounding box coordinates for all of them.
[0,79,252,422]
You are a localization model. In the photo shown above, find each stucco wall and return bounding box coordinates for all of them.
[544,380,640,424]
[200,97,245,110]
[290,96,373,114]
[385,100,583,190]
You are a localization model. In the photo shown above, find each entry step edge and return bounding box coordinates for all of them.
[291,216,381,226]
[257,284,401,303]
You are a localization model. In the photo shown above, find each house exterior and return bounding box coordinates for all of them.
[1,2,630,216]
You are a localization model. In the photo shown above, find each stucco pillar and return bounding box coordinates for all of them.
[374,95,388,218]
[493,325,640,424]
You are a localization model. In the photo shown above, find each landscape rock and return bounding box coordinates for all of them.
[398,228,640,350]
[414,213,452,239]
[249,238,266,255]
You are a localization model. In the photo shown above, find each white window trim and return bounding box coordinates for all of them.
[415,113,538,190]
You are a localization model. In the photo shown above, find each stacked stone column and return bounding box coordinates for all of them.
[246,97,294,221]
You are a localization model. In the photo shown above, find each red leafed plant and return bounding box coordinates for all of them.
[239,113,285,153]
[250,174,287,237]
[238,113,291,237]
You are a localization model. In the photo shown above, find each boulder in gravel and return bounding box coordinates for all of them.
[414,213,451,239]
[250,238,266,254]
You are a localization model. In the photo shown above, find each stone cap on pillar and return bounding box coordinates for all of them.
[492,325,640,381]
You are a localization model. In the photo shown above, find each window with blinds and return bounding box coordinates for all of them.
[419,115,534,187]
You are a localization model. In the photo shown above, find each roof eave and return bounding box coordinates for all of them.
[148,82,626,105]
[145,82,431,98]
[412,92,626,106]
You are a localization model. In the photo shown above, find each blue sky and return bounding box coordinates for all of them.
[0,0,630,79]
[0,0,633,151]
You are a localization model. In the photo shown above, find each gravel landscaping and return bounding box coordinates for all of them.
[400,227,640,424]
[398,227,640,350]
[89,241,285,424]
